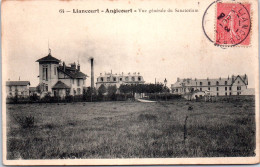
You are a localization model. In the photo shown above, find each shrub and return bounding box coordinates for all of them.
[138,114,157,121]
[30,94,40,101]
[13,115,35,129]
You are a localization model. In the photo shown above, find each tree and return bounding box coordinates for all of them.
[98,84,106,95]
[107,85,117,96]
[107,85,117,101]
[119,84,132,100]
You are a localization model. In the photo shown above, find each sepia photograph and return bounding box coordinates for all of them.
[2,0,259,165]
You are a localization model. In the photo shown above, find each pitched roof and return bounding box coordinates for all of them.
[36,53,60,63]
[6,81,30,86]
[29,87,37,91]
[58,66,88,79]
[52,81,71,89]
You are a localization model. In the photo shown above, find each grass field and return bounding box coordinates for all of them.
[6,96,256,159]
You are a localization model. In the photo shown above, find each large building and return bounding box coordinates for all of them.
[36,50,88,98]
[6,81,30,98]
[96,72,145,89]
[171,74,248,96]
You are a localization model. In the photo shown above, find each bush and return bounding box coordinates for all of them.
[138,113,157,121]
[30,94,40,101]
[13,115,35,129]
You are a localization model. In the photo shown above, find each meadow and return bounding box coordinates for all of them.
[6,96,256,159]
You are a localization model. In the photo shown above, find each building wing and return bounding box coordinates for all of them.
[52,81,71,89]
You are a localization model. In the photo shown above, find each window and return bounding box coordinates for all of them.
[217,93,219,96]
[66,89,70,96]
[113,77,116,82]
[200,82,203,86]
[216,87,219,91]
[225,92,227,96]
[230,92,232,96]
[43,67,48,81]
[225,87,227,91]
[200,88,202,91]
[54,66,57,75]
[216,81,219,85]
[176,89,178,92]
[208,82,211,85]
[101,77,104,82]
[229,87,232,90]
[46,85,48,92]
[107,77,110,82]
[132,77,135,81]
[119,78,122,81]
[77,88,81,94]
[237,92,240,95]
[77,79,80,86]
[125,77,129,81]
[208,87,210,90]
[237,86,241,90]
[225,81,227,85]
[138,77,141,81]
[238,81,240,84]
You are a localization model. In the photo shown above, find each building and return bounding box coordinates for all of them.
[29,87,39,96]
[6,81,30,98]
[171,74,248,96]
[96,72,145,89]
[36,50,88,98]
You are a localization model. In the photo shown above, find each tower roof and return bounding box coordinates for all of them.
[36,53,60,63]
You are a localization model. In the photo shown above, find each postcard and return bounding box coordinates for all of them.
[2,0,259,165]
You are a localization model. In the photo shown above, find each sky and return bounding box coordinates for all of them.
[2,0,258,88]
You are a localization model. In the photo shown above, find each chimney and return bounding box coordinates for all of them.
[77,64,80,71]
[177,77,180,82]
[71,62,76,71]
[63,62,66,71]
[91,58,94,89]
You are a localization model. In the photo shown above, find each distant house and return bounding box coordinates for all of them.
[171,74,248,96]
[29,87,39,96]
[96,72,145,89]
[6,81,30,98]
[36,50,88,98]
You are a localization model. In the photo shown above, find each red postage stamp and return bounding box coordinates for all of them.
[216,3,251,46]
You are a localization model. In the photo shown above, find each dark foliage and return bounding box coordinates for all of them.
[13,115,35,129]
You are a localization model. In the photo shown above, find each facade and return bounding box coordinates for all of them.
[6,81,30,98]
[171,74,248,96]
[36,51,88,98]
[96,72,145,89]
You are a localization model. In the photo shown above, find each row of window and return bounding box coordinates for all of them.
[217,92,241,96]
[198,80,238,86]
[42,66,58,81]
[175,86,242,92]
[99,76,142,82]
[7,86,27,91]
[72,79,84,86]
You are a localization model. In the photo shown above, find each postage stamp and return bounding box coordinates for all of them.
[215,2,251,46]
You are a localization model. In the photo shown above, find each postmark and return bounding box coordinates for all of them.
[202,0,251,47]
